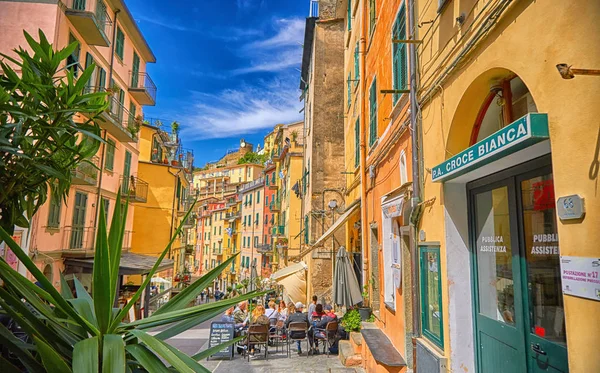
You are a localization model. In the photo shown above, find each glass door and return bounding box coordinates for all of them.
[518,170,568,373]
[470,181,527,373]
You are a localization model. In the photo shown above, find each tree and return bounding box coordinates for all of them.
[237,151,268,165]
[0,30,107,234]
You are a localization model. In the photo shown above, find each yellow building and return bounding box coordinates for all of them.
[413,1,600,373]
[131,123,194,287]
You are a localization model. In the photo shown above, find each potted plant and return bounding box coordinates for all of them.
[171,159,179,166]
[358,282,372,320]
[341,308,362,333]
[171,121,180,134]
[163,158,169,164]
[290,130,298,143]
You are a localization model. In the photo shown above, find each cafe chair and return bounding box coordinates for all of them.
[313,321,339,357]
[246,324,269,361]
[287,322,310,358]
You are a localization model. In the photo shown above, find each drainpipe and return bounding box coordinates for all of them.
[108,9,120,84]
[359,0,369,299]
[407,0,422,369]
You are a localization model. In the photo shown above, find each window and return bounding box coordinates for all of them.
[369,77,378,147]
[254,236,258,247]
[255,213,259,225]
[354,117,360,168]
[265,195,269,205]
[115,26,125,60]
[369,0,376,35]
[354,41,360,87]
[105,139,115,171]
[420,245,443,348]
[67,33,81,77]
[102,198,110,224]
[392,5,408,104]
[304,215,309,244]
[131,51,140,87]
[218,226,221,235]
[84,52,95,89]
[347,0,352,31]
[249,193,253,205]
[256,190,260,204]
[47,195,61,228]
[347,73,352,109]
[400,151,408,185]
[128,102,136,128]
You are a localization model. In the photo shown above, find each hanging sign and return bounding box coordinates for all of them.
[560,256,600,301]
[431,113,549,182]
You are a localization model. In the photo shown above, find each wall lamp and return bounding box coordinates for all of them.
[556,64,600,79]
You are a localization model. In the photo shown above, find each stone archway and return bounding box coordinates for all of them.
[43,263,53,282]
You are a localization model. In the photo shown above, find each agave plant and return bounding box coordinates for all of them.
[0,193,262,372]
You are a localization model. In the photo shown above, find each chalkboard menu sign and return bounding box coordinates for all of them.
[207,321,234,360]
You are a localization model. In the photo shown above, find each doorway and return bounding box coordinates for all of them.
[468,156,568,373]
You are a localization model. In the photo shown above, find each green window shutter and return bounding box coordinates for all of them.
[392,6,407,104]
[115,27,125,60]
[256,190,260,204]
[369,77,377,147]
[347,1,352,31]
[47,195,62,228]
[249,194,252,204]
[128,102,136,127]
[105,139,115,171]
[354,42,360,87]
[68,33,81,77]
[256,213,259,225]
[98,67,106,91]
[84,52,94,89]
[131,52,140,87]
[354,117,360,168]
[122,151,131,194]
[420,245,444,348]
[369,0,376,35]
[102,198,110,223]
[304,215,309,244]
[347,73,352,109]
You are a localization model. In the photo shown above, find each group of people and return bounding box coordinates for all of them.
[221,295,339,357]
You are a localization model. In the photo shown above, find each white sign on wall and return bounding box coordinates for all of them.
[560,256,600,301]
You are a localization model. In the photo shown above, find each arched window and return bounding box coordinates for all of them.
[399,151,408,185]
[470,77,538,145]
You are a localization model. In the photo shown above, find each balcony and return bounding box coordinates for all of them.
[120,176,148,203]
[270,200,281,211]
[226,211,241,221]
[272,225,285,237]
[129,72,156,106]
[94,93,137,143]
[181,215,195,228]
[185,244,194,255]
[65,0,112,47]
[71,156,99,186]
[256,244,272,254]
[62,226,96,252]
[269,173,278,190]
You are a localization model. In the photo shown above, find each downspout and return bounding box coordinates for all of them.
[107,9,120,84]
[407,0,422,369]
[359,0,369,297]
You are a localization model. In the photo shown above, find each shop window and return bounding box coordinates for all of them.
[420,245,443,349]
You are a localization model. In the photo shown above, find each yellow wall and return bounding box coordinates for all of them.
[417,0,600,371]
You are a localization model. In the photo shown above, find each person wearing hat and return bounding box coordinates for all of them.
[285,302,316,355]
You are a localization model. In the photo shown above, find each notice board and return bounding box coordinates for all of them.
[207,321,234,360]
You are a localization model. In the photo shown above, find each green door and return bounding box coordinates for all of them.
[122,151,131,195]
[469,160,568,373]
[70,192,88,249]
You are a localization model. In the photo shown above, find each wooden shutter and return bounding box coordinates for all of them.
[354,117,360,168]
[369,78,377,146]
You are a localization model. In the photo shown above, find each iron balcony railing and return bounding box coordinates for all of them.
[269,200,281,211]
[120,175,148,203]
[71,156,99,186]
[65,0,112,46]
[129,71,157,105]
[271,225,285,236]
[256,244,272,254]
[63,226,96,251]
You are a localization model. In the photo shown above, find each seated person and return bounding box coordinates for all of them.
[311,303,325,320]
[285,302,316,355]
[233,301,249,329]
[265,300,280,320]
[221,306,235,323]
[315,304,337,328]
[248,305,269,357]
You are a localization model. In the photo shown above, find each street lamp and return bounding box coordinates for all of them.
[556,64,600,79]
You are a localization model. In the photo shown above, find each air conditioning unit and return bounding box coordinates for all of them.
[416,339,447,373]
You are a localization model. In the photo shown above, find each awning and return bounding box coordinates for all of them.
[271,261,308,305]
[64,252,174,276]
[311,200,361,248]
[271,261,308,280]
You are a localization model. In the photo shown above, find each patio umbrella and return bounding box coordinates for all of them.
[333,246,363,307]
[248,264,259,292]
[151,276,170,284]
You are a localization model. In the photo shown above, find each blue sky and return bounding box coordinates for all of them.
[126,0,307,166]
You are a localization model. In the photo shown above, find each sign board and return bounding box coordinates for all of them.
[560,256,600,301]
[431,113,549,182]
[557,195,585,220]
[207,322,235,360]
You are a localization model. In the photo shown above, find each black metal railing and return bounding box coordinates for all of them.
[63,226,96,251]
[71,156,99,185]
[120,176,148,203]
[66,0,113,42]
[129,71,157,103]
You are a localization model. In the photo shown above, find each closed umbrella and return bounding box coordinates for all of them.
[333,246,363,307]
[249,264,259,292]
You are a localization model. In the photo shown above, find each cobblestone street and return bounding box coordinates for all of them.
[158,316,362,373]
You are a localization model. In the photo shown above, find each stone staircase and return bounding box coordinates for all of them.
[339,332,363,367]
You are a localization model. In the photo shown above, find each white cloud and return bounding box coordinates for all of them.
[232,17,305,76]
[179,77,302,140]
[137,15,196,32]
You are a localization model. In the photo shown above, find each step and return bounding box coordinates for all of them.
[350,332,363,354]
[339,340,362,367]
